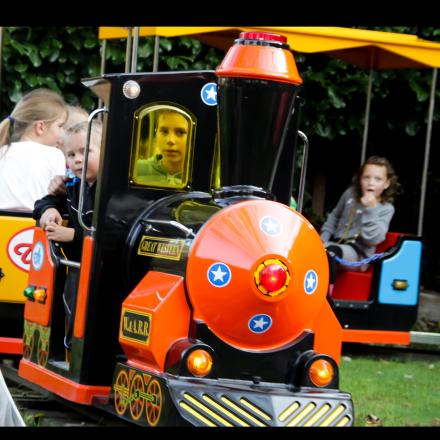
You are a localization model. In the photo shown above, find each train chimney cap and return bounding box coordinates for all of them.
[239,32,287,44]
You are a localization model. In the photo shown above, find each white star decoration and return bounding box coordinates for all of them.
[263,218,279,233]
[205,85,217,101]
[211,265,227,281]
[252,317,268,330]
[306,273,316,290]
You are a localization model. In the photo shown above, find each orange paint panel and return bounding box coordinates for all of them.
[312,301,344,364]
[217,43,302,85]
[186,200,329,351]
[119,271,191,372]
[24,228,56,327]
[0,337,23,354]
[19,358,110,404]
[73,236,94,339]
[342,329,410,345]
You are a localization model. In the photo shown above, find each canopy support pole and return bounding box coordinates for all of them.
[130,27,139,73]
[124,27,132,73]
[360,67,374,165]
[417,67,437,237]
[98,38,107,110]
[153,36,160,72]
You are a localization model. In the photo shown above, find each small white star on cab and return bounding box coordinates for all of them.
[205,86,217,100]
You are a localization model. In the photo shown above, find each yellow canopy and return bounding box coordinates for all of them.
[98,26,440,69]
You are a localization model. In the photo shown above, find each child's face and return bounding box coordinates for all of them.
[360,164,390,200]
[65,132,100,184]
[156,112,189,172]
[38,112,67,148]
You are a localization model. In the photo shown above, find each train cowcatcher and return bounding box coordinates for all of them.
[6,31,362,427]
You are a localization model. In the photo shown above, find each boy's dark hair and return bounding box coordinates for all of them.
[351,155,400,204]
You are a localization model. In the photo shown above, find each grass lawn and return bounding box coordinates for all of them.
[339,351,440,427]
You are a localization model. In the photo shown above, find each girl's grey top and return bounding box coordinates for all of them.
[320,186,395,257]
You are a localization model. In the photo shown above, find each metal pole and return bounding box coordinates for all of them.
[98,39,107,110]
[417,68,437,237]
[131,27,139,73]
[360,67,374,165]
[153,36,160,72]
[125,27,132,73]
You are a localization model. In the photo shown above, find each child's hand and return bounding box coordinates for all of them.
[40,208,63,229]
[360,191,377,208]
[45,222,75,242]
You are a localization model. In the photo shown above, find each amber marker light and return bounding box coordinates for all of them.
[308,359,334,387]
[186,349,213,377]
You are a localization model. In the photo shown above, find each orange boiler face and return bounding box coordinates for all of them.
[186,200,329,351]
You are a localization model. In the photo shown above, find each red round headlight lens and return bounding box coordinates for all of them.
[259,264,287,292]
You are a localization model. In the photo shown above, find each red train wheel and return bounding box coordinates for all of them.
[146,379,162,426]
[114,370,129,416]
[129,374,145,421]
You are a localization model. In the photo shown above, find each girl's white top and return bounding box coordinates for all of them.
[0,141,66,212]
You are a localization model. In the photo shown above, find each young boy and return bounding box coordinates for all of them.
[33,119,102,351]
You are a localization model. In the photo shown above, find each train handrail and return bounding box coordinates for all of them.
[296,130,309,214]
[77,107,107,233]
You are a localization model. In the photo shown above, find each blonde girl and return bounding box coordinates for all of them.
[0,88,68,211]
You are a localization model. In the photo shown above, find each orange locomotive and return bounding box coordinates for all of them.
[18,32,354,426]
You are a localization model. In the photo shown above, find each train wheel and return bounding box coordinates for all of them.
[37,339,48,367]
[23,336,34,360]
[114,369,129,416]
[146,379,162,426]
[129,373,145,421]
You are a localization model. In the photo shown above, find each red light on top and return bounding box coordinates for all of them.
[259,264,287,292]
[239,32,287,43]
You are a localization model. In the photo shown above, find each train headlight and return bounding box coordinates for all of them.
[254,259,290,297]
[186,349,213,377]
[308,359,335,387]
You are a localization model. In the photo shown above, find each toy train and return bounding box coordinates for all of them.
[0,31,423,427]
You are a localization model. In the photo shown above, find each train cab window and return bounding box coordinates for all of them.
[129,103,196,189]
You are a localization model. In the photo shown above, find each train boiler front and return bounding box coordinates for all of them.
[116,32,354,427]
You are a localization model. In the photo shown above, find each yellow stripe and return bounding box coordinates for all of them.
[335,416,351,427]
[319,405,345,427]
[202,395,250,427]
[221,396,266,426]
[183,393,233,426]
[278,401,300,421]
[239,398,272,421]
[303,404,331,426]
[286,402,316,426]
[179,402,216,427]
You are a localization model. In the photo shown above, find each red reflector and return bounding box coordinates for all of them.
[239,32,287,43]
[260,264,287,292]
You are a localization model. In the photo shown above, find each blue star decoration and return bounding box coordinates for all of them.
[200,82,218,106]
[248,314,272,333]
[304,269,318,295]
[207,262,231,287]
[259,216,282,236]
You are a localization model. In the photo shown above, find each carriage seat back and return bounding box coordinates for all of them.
[330,231,401,301]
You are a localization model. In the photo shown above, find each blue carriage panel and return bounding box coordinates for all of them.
[377,240,422,306]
